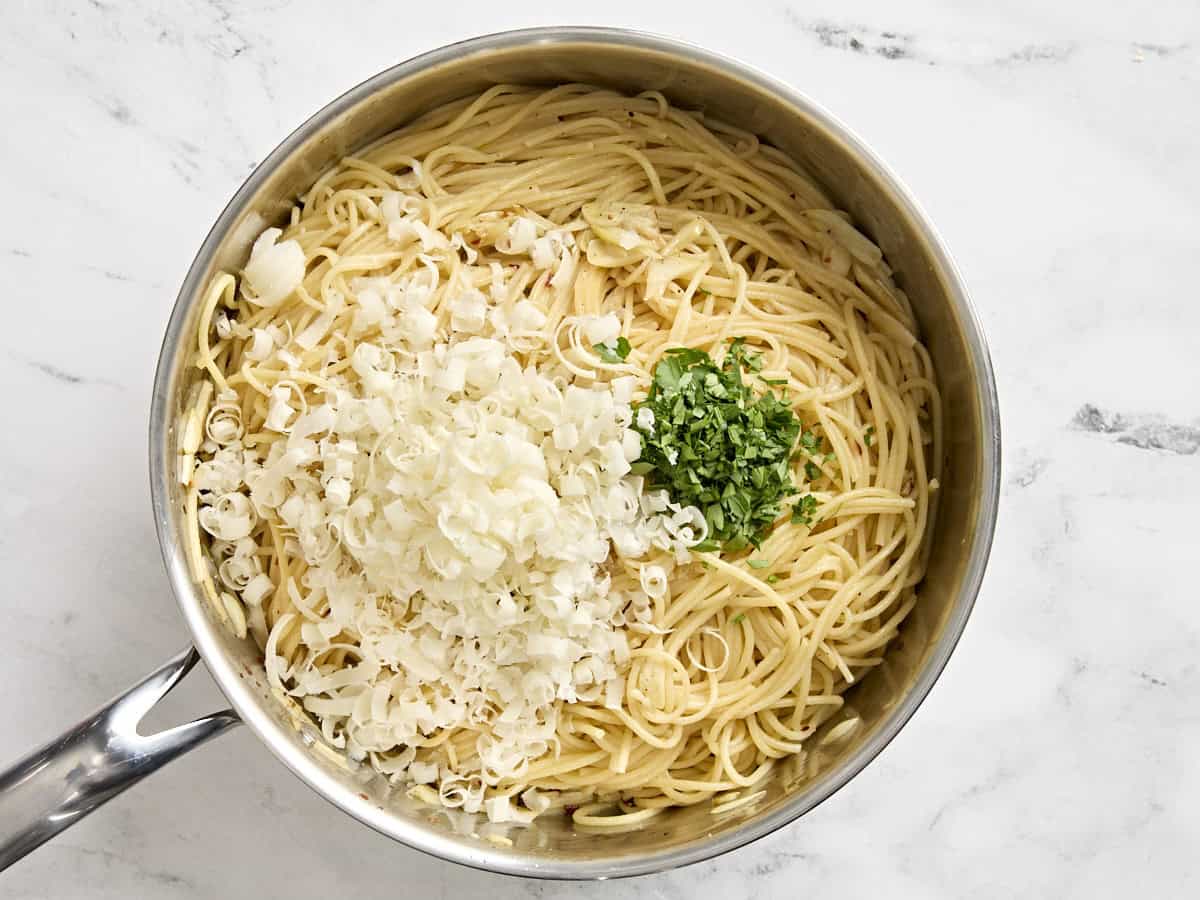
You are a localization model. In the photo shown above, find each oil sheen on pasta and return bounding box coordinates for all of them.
[180,85,941,828]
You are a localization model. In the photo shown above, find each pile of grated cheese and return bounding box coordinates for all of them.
[193,202,705,806]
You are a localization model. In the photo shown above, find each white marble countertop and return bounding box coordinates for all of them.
[2,2,1197,897]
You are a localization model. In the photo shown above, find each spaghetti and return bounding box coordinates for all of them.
[181,84,940,826]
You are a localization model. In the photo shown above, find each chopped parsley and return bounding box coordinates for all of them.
[748,559,771,569]
[731,613,747,625]
[791,493,819,527]
[804,460,822,481]
[864,425,875,447]
[766,574,781,584]
[632,339,818,551]
[593,336,631,364]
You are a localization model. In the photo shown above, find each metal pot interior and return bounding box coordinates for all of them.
[150,28,999,879]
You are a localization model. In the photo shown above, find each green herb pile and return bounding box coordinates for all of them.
[631,339,819,553]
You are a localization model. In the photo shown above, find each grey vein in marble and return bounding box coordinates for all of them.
[992,42,1076,66]
[779,12,1195,70]
[1131,41,1192,58]
[780,13,1080,67]
[58,845,196,892]
[784,16,918,61]
[1007,454,1050,490]
[1072,404,1200,455]
[8,354,124,390]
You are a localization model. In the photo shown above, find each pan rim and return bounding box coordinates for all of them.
[148,25,1001,880]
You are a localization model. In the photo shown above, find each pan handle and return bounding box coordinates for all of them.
[0,646,240,872]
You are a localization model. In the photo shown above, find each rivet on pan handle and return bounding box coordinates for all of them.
[0,647,240,872]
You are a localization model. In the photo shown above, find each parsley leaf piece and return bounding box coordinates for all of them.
[805,460,822,481]
[731,613,747,625]
[593,336,631,364]
[864,425,875,447]
[766,574,781,584]
[748,559,771,569]
[791,494,819,526]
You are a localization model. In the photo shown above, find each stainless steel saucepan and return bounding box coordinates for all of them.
[0,27,1000,879]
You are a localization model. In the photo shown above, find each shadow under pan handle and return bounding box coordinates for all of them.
[0,647,241,872]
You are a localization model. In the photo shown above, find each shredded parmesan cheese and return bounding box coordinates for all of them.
[199,286,699,796]
[241,228,305,307]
